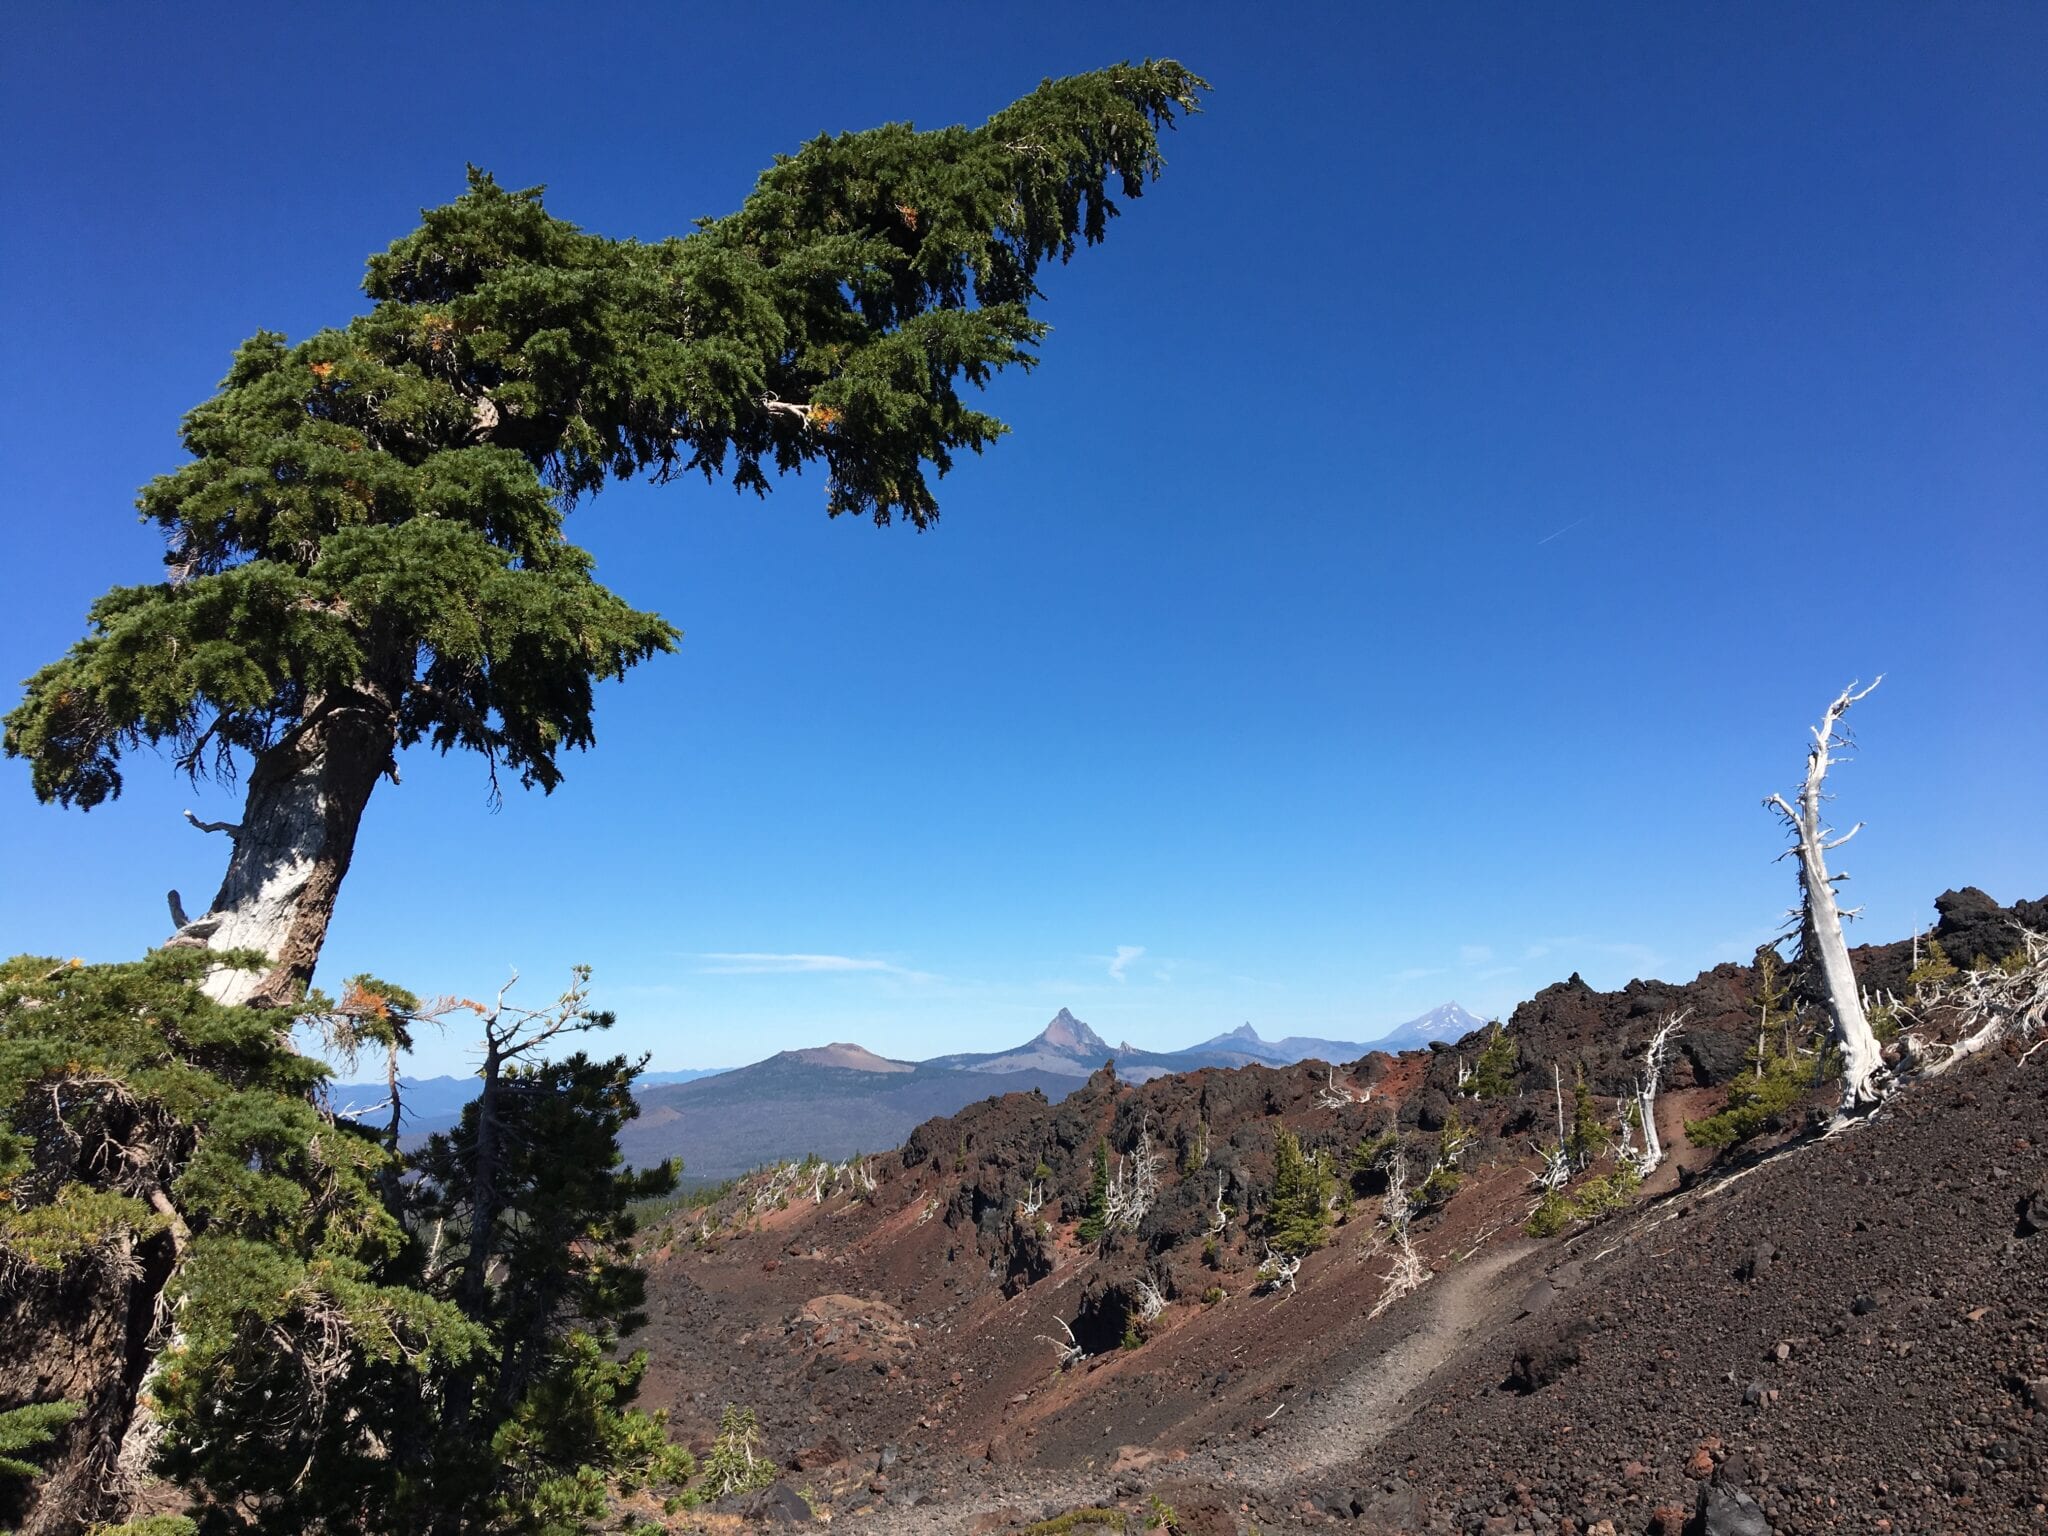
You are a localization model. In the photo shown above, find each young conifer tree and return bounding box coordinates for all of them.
[6,63,1206,1008]
[1266,1128,1334,1254]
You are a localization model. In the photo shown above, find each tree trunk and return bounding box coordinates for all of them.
[460,1039,504,1322]
[1770,681,1887,1115]
[1795,839,1885,1108]
[0,1230,179,1535]
[170,686,397,1008]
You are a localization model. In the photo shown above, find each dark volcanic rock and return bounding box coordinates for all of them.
[740,1482,814,1524]
[2017,1185,2048,1238]
[1504,1331,1586,1394]
[1933,886,2038,969]
[1686,1480,1772,1536]
[1410,1087,1453,1132]
[790,1433,847,1471]
[1737,1240,1777,1282]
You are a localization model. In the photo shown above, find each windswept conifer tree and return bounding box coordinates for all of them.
[6,63,1206,1007]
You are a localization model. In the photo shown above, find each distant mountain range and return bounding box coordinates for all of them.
[335,1004,1487,1179]
[328,1068,727,1138]
[617,1003,1489,1180]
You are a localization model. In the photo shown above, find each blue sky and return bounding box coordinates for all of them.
[3,4,2042,1074]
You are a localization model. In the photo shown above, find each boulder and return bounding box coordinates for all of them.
[1687,1482,1772,1536]
[789,1433,847,1471]
[1504,1332,1585,1394]
[2016,1185,2048,1238]
[744,1482,816,1526]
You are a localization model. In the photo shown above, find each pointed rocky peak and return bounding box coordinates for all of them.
[1227,1022,1263,1042]
[1368,1001,1491,1053]
[1037,1007,1111,1057]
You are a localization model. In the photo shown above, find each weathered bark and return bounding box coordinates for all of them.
[1768,680,1888,1116]
[110,1191,191,1499]
[459,1039,504,1322]
[169,685,397,1008]
[1620,1012,1684,1176]
[1,1232,179,1535]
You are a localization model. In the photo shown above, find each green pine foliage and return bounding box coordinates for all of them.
[1465,1023,1519,1098]
[1523,1163,1641,1238]
[1413,1109,1471,1211]
[6,61,1203,818]
[1348,1129,1398,1197]
[1523,1189,1575,1238]
[1,948,481,1532]
[2,62,1208,1534]
[1415,1163,1463,1211]
[0,1400,80,1481]
[1075,1138,1112,1244]
[1685,1038,1820,1150]
[1907,937,1959,996]
[1567,1067,1609,1166]
[1,948,699,1535]
[1265,1129,1334,1254]
[1573,1164,1641,1216]
[699,1405,775,1499]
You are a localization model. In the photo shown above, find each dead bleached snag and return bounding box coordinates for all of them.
[1038,1316,1085,1371]
[1767,678,1890,1119]
[1902,926,2048,1075]
[1617,1011,1685,1177]
[1316,1062,1372,1109]
[1102,1128,1163,1234]
[1256,1244,1302,1296]
[1368,1147,1429,1319]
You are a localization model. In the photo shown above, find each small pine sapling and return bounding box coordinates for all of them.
[1265,1128,1334,1254]
[1075,1138,1112,1245]
[700,1405,774,1498]
[1464,1023,1520,1099]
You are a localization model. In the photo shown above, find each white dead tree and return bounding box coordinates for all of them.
[1530,1064,1571,1192]
[1433,1115,1475,1175]
[1618,1011,1686,1177]
[1531,1137,1573,1193]
[1315,1062,1371,1109]
[1017,1180,1047,1217]
[1369,1148,1428,1320]
[1206,1172,1231,1237]
[1767,679,1890,1117]
[1103,1130,1162,1233]
[1903,927,2048,1076]
[1037,1317,1084,1370]
[1133,1274,1168,1324]
[1255,1244,1301,1296]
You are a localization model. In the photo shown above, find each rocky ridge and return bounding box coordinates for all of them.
[626,888,2044,1533]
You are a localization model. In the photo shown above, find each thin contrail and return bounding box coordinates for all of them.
[1536,515,1590,546]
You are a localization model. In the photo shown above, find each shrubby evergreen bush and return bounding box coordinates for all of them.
[0,950,695,1534]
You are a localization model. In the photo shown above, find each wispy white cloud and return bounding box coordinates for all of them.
[1391,966,1445,984]
[1459,944,1494,966]
[698,952,933,982]
[1108,944,1146,983]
